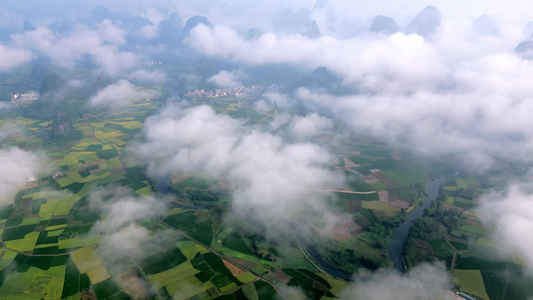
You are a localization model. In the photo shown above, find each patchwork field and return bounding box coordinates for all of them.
[0,86,470,299]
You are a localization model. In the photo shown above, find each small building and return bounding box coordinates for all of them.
[52,172,64,179]
[458,291,478,300]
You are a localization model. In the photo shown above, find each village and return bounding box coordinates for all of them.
[186,84,280,98]
[11,92,39,102]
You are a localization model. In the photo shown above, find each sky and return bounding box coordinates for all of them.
[2,1,533,299]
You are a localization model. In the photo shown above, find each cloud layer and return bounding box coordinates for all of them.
[88,80,159,109]
[2,1,533,295]
[180,11,533,171]
[208,70,242,88]
[0,45,32,71]
[0,147,44,205]
[11,23,136,76]
[88,188,168,265]
[343,262,450,300]
[134,105,342,237]
[477,185,533,268]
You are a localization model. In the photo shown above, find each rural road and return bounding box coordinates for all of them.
[160,220,289,300]
[313,189,377,194]
[236,95,277,118]
[298,245,327,275]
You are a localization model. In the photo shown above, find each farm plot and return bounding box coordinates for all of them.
[0,265,66,299]
[277,247,314,270]
[361,201,400,218]
[454,269,489,300]
[145,241,256,299]
[222,233,255,256]
[70,246,110,284]
[380,169,425,188]
[161,211,215,247]
[282,268,337,299]
[58,235,100,249]
[0,251,17,271]
[4,232,40,252]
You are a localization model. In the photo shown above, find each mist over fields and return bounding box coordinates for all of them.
[1,0,533,299]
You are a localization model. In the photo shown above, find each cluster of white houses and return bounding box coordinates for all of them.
[186,84,280,98]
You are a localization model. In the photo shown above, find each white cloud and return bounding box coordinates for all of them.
[208,70,242,87]
[0,45,33,71]
[89,190,167,234]
[134,105,342,237]
[289,113,333,140]
[128,69,167,83]
[11,24,137,76]
[88,45,137,76]
[0,147,44,205]
[477,185,533,268]
[343,262,450,300]
[139,24,159,39]
[253,99,272,113]
[98,224,151,261]
[97,19,127,45]
[269,113,291,131]
[88,80,159,109]
[87,188,170,266]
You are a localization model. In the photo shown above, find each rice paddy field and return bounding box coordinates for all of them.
[0,86,506,299]
[0,95,166,298]
[0,92,363,299]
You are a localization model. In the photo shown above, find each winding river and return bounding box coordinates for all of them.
[388,176,445,271]
[159,174,444,276]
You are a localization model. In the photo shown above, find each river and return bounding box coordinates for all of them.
[160,173,444,277]
[157,176,168,194]
[299,239,354,281]
[388,176,445,272]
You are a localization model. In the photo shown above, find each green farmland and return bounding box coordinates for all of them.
[0,90,359,299]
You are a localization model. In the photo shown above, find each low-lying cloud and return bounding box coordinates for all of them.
[11,22,137,76]
[88,188,168,264]
[88,80,159,110]
[2,0,533,296]
[134,104,342,237]
[127,69,168,84]
[208,70,243,88]
[295,85,533,171]
[343,262,450,300]
[0,45,32,71]
[0,147,44,205]
[477,185,533,268]
[89,189,167,234]
[288,113,333,140]
[179,10,533,172]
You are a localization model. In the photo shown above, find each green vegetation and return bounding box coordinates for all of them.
[93,278,126,299]
[380,169,425,188]
[252,281,278,299]
[347,180,373,192]
[223,233,255,255]
[172,176,218,190]
[0,67,511,300]
[480,270,506,300]
[138,246,188,275]
[282,268,333,299]
[454,269,489,300]
[61,257,80,299]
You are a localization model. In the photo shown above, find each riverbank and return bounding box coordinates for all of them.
[388,176,445,271]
